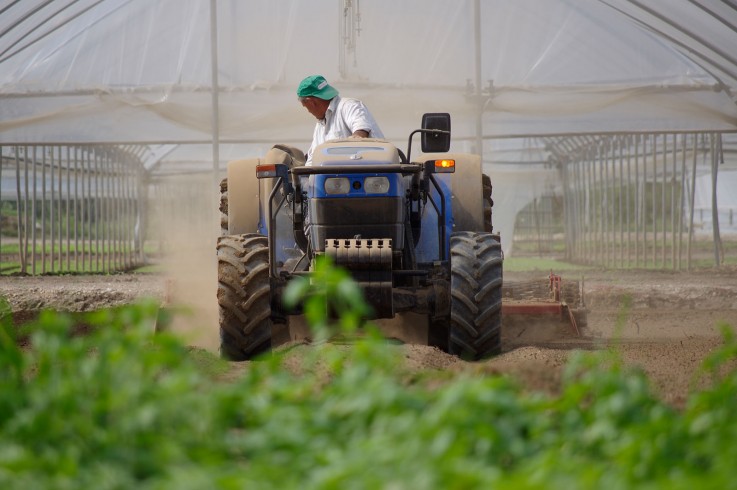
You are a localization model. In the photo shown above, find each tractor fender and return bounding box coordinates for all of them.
[420,152,485,233]
[226,158,262,235]
[226,145,305,236]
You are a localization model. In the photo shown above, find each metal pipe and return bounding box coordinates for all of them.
[57,146,62,270]
[651,134,657,268]
[617,136,623,268]
[125,155,132,269]
[473,0,483,157]
[136,166,146,265]
[32,146,37,275]
[588,149,595,265]
[66,146,71,270]
[677,135,687,270]
[14,147,24,272]
[111,151,117,271]
[46,146,51,273]
[119,154,125,270]
[105,150,111,272]
[661,134,667,268]
[120,155,127,270]
[626,135,632,266]
[605,138,612,267]
[95,148,101,272]
[710,134,722,266]
[210,0,221,203]
[85,146,91,272]
[687,135,698,270]
[112,152,119,271]
[114,154,120,270]
[100,149,107,272]
[82,146,88,272]
[74,146,79,272]
[53,146,57,270]
[568,160,575,261]
[575,160,583,260]
[111,154,117,270]
[575,154,583,263]
[597,142,604,265]
[635,135,641,267]
[670,134,677,269]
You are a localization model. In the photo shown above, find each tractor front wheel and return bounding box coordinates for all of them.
[448,231,503,360]
[217,234,272,360]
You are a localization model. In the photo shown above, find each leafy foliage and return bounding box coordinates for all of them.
[0,265,736,488]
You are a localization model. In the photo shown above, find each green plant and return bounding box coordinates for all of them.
[0,263,735,488]
[282,254,373,343]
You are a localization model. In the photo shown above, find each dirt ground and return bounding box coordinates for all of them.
[2,266,736,407]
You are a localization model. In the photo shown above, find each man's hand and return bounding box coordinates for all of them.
[351,129,370,138]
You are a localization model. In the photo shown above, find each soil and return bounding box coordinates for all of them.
[2,266,736,408]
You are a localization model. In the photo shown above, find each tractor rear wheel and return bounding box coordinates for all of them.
[448,231,503,360]
[217,234,272,360]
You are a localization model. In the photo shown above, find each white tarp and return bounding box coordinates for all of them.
[2,0,737,149]
[2,0,737,253]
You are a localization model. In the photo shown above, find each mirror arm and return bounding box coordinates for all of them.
[406,128,450,163]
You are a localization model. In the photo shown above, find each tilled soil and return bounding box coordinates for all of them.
[2,266,736,407]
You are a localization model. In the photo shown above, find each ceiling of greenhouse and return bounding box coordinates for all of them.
[1,0,737,159]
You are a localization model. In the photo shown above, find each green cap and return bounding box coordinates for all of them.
[297,75,339,100]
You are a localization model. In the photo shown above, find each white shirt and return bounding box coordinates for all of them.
[305,96,384,165]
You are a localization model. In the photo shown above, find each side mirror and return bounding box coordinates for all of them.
[421,113,451,153]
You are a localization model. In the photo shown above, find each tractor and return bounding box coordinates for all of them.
[217,113,502,361]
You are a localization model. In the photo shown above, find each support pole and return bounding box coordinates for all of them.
[635,135,641,267]
[711,134,723,266]
[626,135,632,266]
[651,134,657,268]
[661,135,667,268]
[14,147,26,272]
[473,0,483,157]
[670,134,677,269]
[31,146,38,275]
[676,135,687,270]
[57,146,62,270]
[42,146,48,274]
[687,135,698,270]
[617,137,623,268]
[210,0,221,197]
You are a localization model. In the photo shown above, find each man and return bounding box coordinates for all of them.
[297,75,384,165]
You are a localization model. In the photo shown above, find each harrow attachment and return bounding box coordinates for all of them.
[502,272,587,335]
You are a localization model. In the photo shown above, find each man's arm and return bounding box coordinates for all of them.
[341,98,384,139]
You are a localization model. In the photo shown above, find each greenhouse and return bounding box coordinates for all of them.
[1,0,736,274]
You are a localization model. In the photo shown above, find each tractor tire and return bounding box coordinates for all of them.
[219,177,228,236]
[482,173,493,233]
[217,234,272,360]
[448,231,503,360]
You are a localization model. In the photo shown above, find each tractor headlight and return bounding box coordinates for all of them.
[324,177,351,194]
[363,176,390,194]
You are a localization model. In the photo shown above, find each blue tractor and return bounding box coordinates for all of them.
[217,113,502,360]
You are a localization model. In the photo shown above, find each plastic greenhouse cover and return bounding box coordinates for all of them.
[1,0,737,149]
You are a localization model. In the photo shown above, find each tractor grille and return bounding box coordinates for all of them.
[308,197,404,252]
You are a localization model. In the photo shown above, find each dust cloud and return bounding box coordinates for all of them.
[149,174,221,351]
